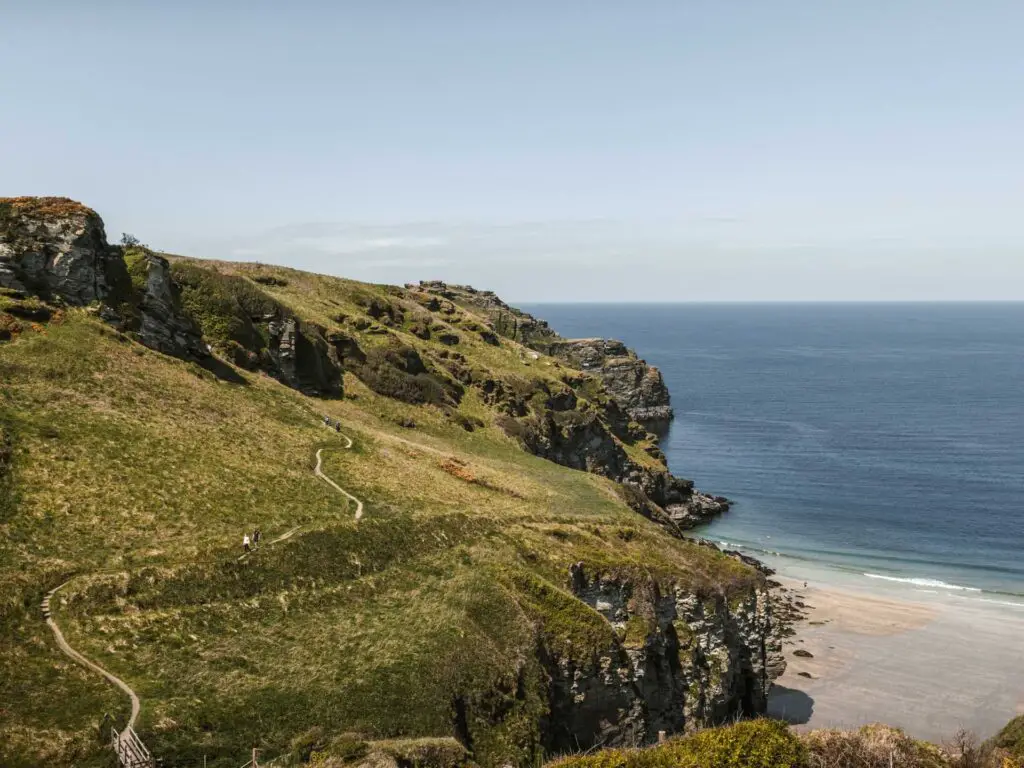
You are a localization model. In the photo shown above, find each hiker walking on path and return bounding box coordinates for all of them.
[243,533,251,553]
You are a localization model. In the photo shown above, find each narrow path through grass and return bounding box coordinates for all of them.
[42,420,364,762]
[41,581,141,742]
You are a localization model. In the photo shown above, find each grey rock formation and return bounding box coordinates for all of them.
[549,338,673,426]
[511,406,728,531]
[412,281,731,531]
[269,317,298,383]
[544,563,786,750]
[135,252,209,360]
[417,279,560,348]
[0,197,120,304]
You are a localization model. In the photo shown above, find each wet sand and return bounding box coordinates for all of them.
[768,576,1024,742]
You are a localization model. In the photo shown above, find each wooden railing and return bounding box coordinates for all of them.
[112,725,155,768]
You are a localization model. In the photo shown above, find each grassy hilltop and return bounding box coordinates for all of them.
[0,199,761,768]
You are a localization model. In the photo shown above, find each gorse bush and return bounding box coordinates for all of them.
[993,717,1024,763]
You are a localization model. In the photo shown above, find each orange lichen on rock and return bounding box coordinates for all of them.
[0,196,97,219]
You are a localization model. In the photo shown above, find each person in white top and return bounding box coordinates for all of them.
[243,533,251,553]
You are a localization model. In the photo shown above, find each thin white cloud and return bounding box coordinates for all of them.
[291,235,447,253]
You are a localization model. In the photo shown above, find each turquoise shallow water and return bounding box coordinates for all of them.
[522,303,1024,603]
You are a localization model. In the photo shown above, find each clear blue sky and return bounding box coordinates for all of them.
[3,2,1022,301]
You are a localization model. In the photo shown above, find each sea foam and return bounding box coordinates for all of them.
[863,573,981,592]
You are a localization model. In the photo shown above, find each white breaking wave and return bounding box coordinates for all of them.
[863,573,981,592]
[972,597,1024,608]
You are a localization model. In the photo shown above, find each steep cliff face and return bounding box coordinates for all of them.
[548,339,673,427]
[0,197,122,304]
[508,405,727,529]
[540,564,785,751]
[130,251,210,360]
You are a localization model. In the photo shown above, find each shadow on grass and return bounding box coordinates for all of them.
[198,356,249,385]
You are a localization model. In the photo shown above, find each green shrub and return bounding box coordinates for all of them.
[448,410,485,432]
[170,261,279,348]
[995,716,1024,759]
[547,720,807,768]
[291,725,328,762]
[355,345,460,406]
[375,736,469,768]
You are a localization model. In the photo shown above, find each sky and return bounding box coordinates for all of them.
[3,2,1023,302]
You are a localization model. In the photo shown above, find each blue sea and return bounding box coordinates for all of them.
[522,303,1024,603]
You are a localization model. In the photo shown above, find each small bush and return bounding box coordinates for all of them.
[251,274,289,287]
[448,411,484,432]
[994,716,1024,759]
[495,413,544,446]
[0,313,22,340]
[803,724,949,768]
[375,737,469,768]
[290,725,328,762]
[547,720,806,768]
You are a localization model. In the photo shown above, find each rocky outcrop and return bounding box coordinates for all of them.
[169,260,344,396]
[415,282,673,428]
[133,252,209,360]
[548,339,673,426]
[0,197,344,397]
[542,563,786,751]
[0,197,122,304]
[415,280,560,348]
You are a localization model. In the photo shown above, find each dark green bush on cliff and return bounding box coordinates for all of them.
[546,720,807,768]
[170,261,278,348]
[995,716,1024,759]
[355,344,461,406]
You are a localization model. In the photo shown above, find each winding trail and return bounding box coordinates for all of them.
[41,581,141,738]
[42,420,363,760]
[314,430,363,521]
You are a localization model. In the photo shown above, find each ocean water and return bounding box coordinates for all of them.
[521,303,1024,602]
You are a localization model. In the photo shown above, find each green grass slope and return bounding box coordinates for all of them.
[0,259,756,768]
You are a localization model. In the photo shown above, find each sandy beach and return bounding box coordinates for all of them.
[768,575,1024,742]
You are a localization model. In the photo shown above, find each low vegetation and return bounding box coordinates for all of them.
[546,721,1022,768]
